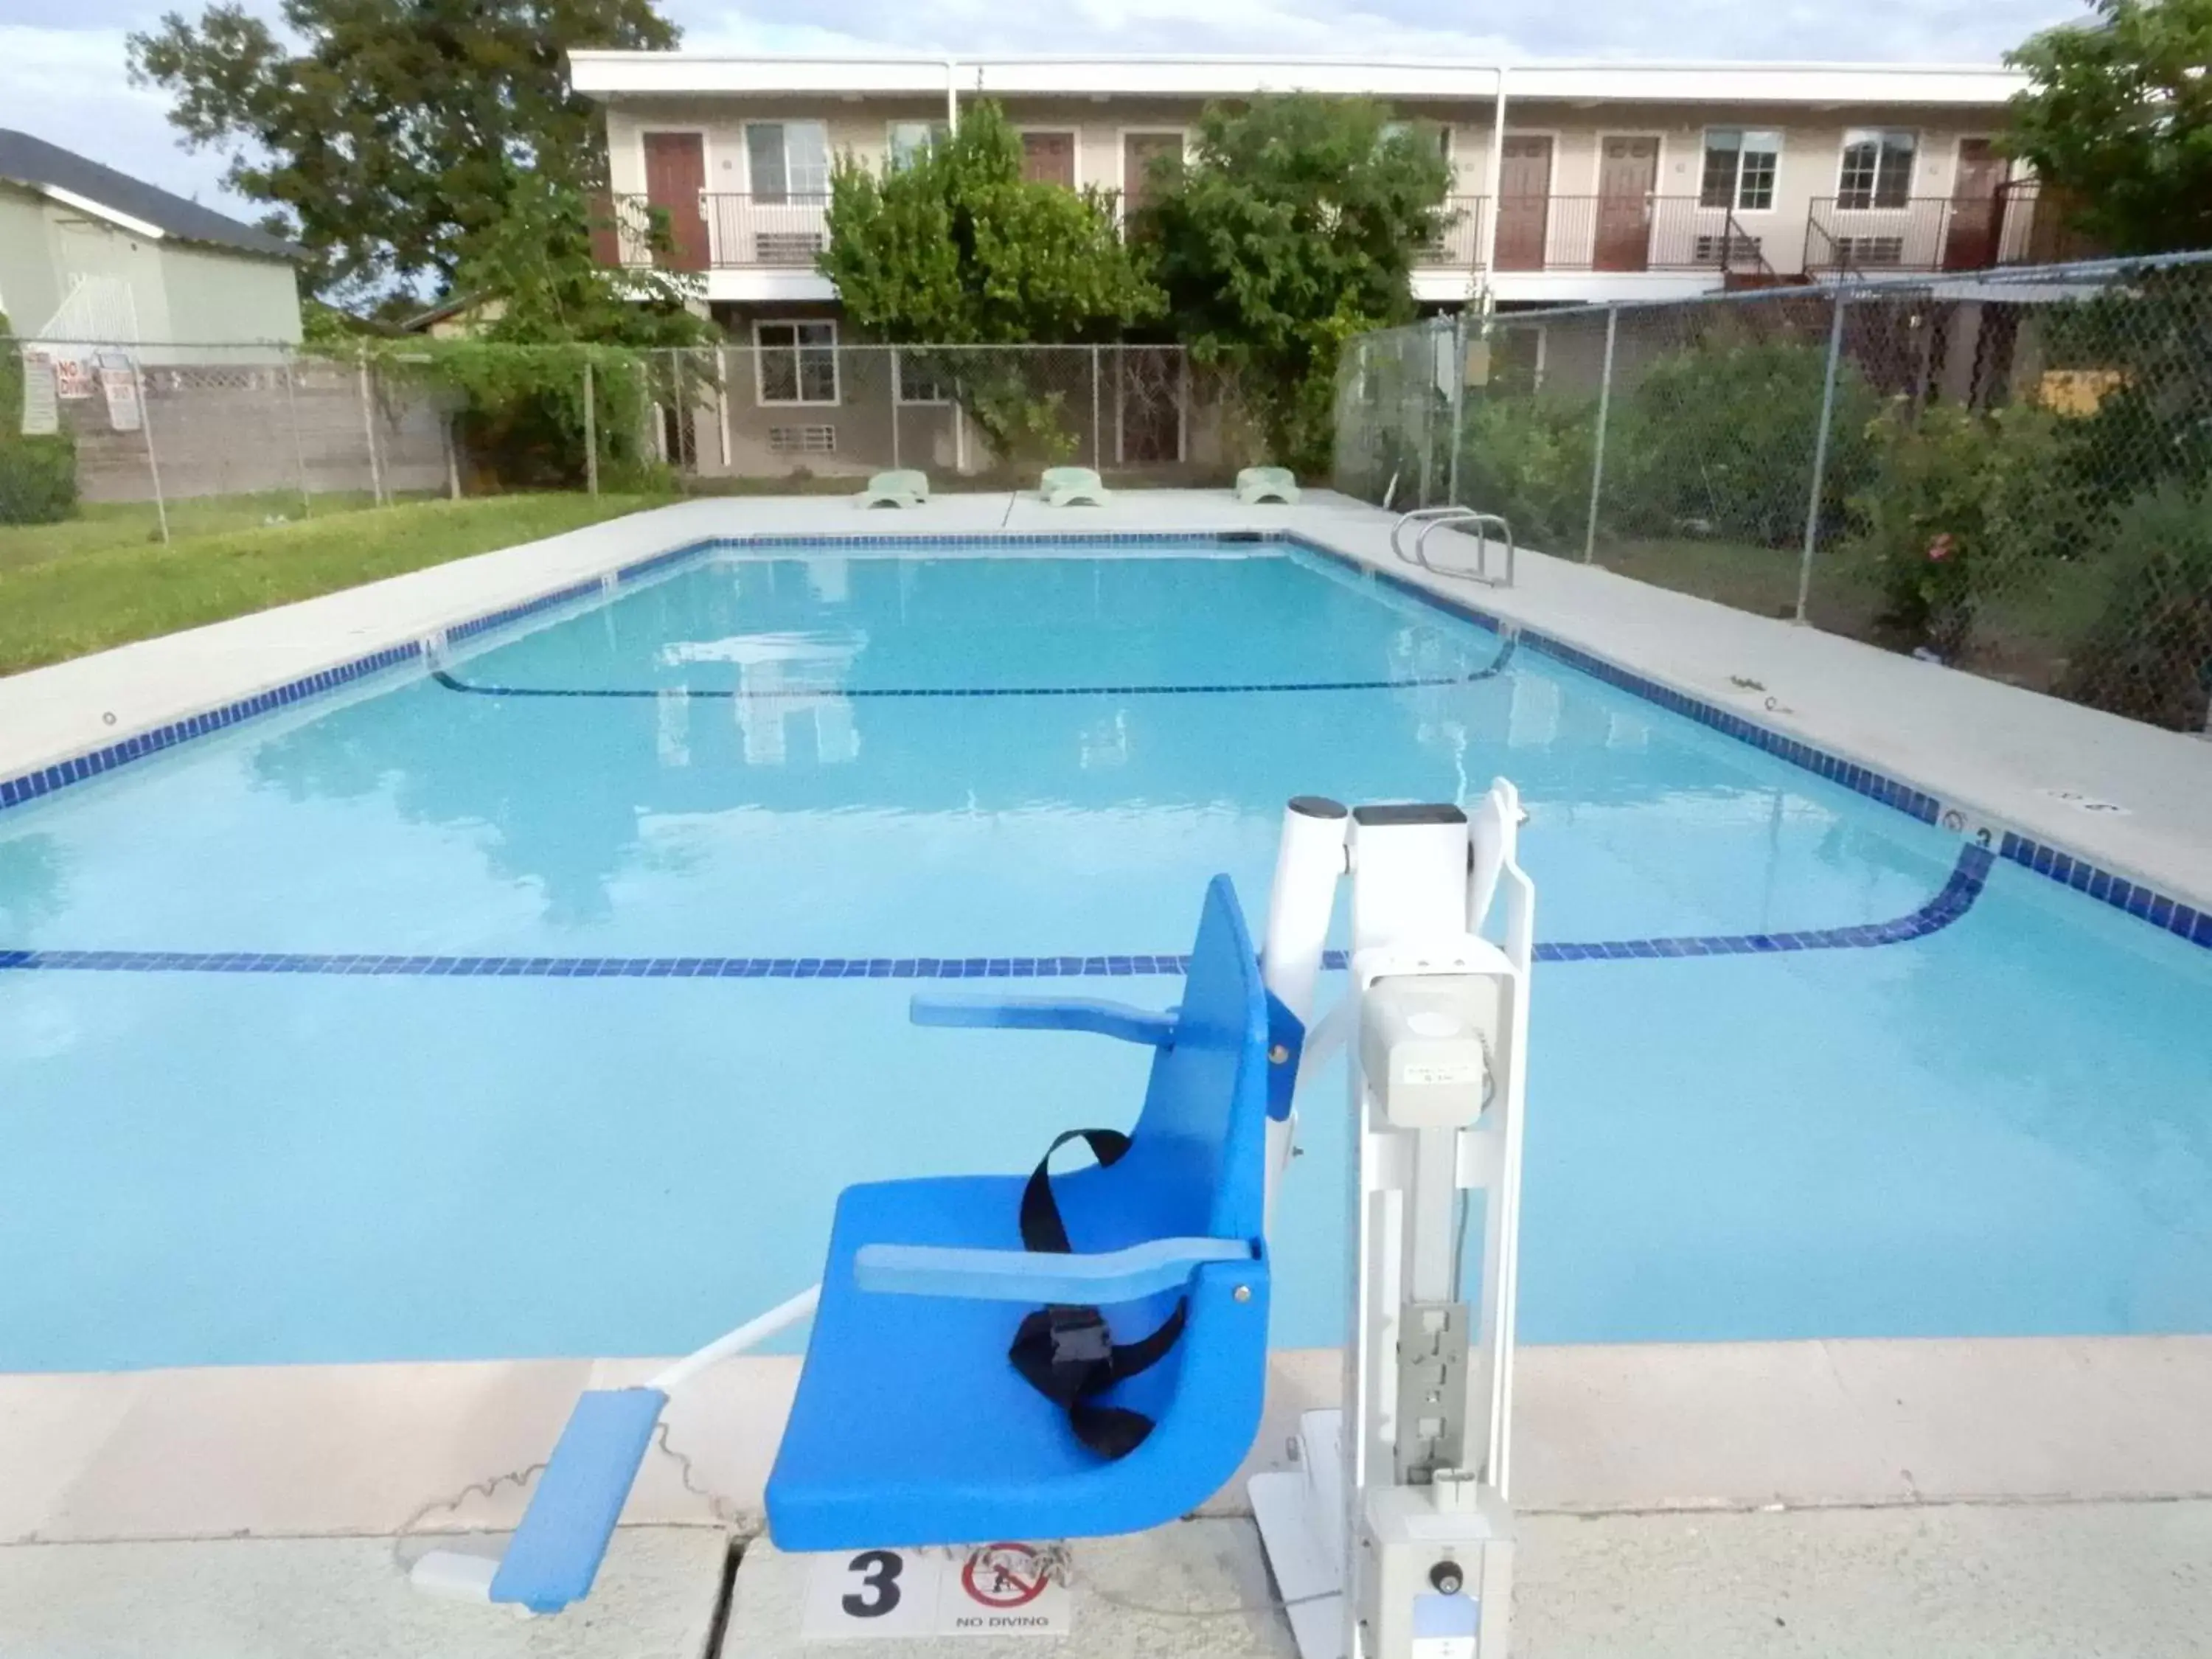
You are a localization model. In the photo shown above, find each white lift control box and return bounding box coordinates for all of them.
[1360,976,1499,1130]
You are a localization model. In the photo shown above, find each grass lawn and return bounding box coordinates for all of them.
[0,493,670,678]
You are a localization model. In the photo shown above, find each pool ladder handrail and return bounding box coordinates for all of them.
[1390,506,1517,588]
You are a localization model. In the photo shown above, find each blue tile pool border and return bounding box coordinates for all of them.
[0,641,422,817]
[1,526,2202,956]
[1283,536,2211,956]
[0,845,1997,981]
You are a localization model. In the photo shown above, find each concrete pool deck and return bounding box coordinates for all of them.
[1,489,2209,1651]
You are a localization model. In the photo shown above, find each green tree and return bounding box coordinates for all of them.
[128,0,677,307]
[821,101,1162,466]
[823,101,1160,345]
[449,169,706,349]
[1138,95,1451,475]
[2003,0,2212,255]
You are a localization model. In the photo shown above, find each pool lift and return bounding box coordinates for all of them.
[411,784,1534,1659]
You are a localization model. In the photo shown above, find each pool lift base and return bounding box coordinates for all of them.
[410,785,1533,1659]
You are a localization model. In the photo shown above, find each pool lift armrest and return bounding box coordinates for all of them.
[854,1236,1251,1304]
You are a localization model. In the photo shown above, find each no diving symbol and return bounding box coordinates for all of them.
[960,1544,1051,1610]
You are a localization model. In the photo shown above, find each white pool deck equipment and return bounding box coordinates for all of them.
[411,778,1537,1659]
[1,490,2211,1658]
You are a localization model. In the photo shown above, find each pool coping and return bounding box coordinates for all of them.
[8,1336,2212,1546]
[2,493,2207,953]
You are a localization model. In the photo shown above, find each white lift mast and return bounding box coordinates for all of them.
[1251,785,1534,1659]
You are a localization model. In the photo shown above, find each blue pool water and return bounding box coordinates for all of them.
[2,540,2209,1372]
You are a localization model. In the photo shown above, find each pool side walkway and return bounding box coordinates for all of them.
[1,490,2209,1653]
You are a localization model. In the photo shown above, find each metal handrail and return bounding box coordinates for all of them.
[1390,507,1517,587]
[1390,506,1478,564]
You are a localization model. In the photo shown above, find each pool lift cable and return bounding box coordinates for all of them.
[411,784,1536,1659]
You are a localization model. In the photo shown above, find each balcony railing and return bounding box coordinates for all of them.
[606,192,830,271]
[1428,195,1775,275]
[1413,197,1489,270]
[1803,184,2098,276]
[600,188,1778,281]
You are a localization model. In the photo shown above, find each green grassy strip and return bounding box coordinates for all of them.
[0,493,669,678]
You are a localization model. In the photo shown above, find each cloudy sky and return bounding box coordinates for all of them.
[4,0,2087,220]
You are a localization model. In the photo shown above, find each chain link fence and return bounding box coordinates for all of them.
[1,338,1242,549]
[1338,250,2212,734]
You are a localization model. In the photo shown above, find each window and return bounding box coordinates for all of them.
[1699,129,1780,211]
[757,321,839,406]
[1837,129,1916,210]
[894,350,952,406]
[745,122,830,201]
[888,122,948,173]
[1381,121,1453,163]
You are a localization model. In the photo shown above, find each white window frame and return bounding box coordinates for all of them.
[1697,128,1781,214]
[1836,128,1919,212]
[753,319,841,408]
[743,120,831,201]
[1015,126,1082,189]
[886,119,950,174]
[893,349,953,406]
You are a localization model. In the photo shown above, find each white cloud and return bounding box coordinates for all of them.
[0,25,244,211]
[667,0,2087,63]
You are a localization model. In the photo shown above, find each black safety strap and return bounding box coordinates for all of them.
[1006,1128,1188,1460]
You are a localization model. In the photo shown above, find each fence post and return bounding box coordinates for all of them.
[1091,344,1104,472]
[888,349,900,473]
[670,350,689,493]
[1795,288,1851,625]
[281,349,312,518]
[1416,328,1435,509]
[133,358,170,546]
[1582,304,1619,564]
[357,351,384,507]
[1445,310,1467,507]
[583,358,599,497]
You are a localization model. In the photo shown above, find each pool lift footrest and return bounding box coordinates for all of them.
[407,1287,820,1614]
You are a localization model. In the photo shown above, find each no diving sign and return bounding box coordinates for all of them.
[801,1543,1073,1641]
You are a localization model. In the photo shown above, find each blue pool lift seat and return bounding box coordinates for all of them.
[765,874,1279,1551]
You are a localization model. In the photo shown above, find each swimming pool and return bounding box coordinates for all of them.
[2,535,2208,1371]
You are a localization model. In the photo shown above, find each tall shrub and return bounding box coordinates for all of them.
[1454,394,1598,552]
[1611,337,1880,548]
[2058,483,2212,730]
[1139,95,1450,475]
[1840,400,2081,658]
[0,317,79,526]
[822,100,1161,467]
